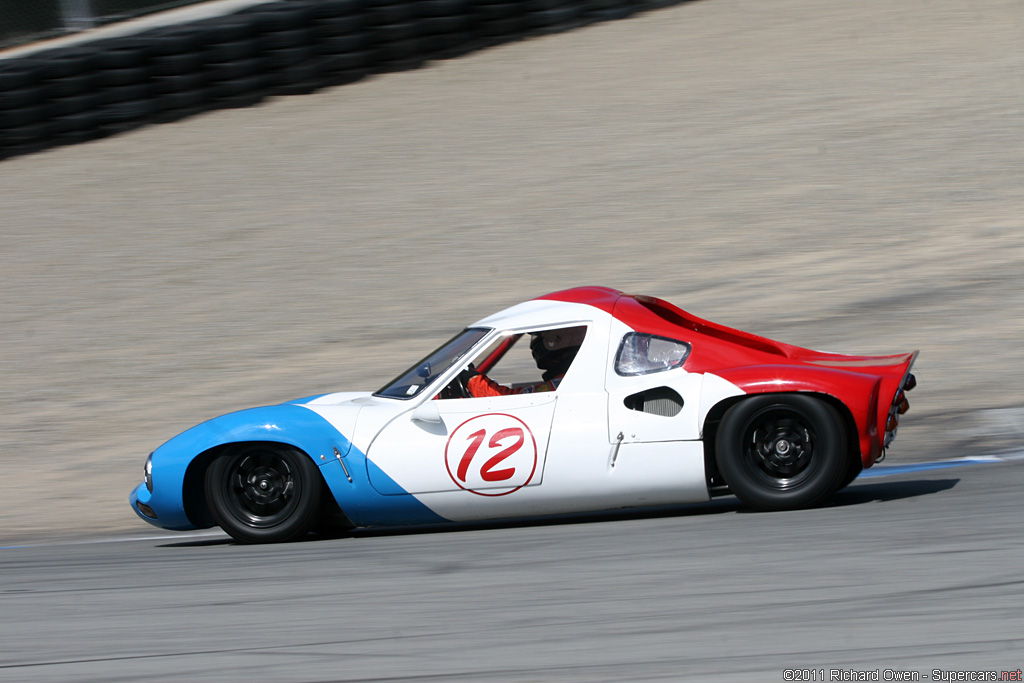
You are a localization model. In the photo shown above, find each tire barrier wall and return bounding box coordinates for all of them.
[0,0,686,161]
[0,1,65,48]
[0,1,209,50]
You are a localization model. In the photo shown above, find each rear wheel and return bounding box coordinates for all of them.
[715,395,848,511]
[836,457,864,492]
[206,443,323,543]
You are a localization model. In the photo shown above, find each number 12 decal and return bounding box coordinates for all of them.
[445,414,538,496]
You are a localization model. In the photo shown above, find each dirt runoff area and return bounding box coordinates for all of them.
[1,0,1022,542]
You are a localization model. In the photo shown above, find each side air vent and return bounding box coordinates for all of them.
[623,387,684,417]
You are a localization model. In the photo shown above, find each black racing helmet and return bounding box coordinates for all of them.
[530,326,586,380]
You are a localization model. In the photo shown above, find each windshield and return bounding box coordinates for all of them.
[374,328,490,399]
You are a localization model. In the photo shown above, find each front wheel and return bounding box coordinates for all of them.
[205,443,323,543]
[715,395,849,511]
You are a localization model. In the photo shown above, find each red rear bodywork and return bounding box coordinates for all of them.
[538,286,917,468]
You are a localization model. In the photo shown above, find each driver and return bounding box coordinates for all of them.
[463,327,586,398]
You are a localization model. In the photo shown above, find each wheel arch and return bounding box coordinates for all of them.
[702,390,860,493]
[182,440,324,530]
[158,404,355,530]
[183,439,351,533]
[713,365,884,466]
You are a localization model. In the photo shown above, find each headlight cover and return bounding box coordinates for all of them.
[144,452,153,493]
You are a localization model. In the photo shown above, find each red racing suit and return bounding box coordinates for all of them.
[467,374,563,398]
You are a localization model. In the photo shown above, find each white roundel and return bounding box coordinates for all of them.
[444,413,538,496]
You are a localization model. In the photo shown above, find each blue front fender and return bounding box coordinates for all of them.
[139,404,353,531]
[134,403,446,531]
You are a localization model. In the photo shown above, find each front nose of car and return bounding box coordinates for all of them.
[130,482,158,521]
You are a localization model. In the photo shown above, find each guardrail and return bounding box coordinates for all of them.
[1,0,684,160]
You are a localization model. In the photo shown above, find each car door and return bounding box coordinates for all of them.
[365,323,590,504]
[365,392,557,496]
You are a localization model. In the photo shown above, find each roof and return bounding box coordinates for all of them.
[536,286,787,357]
[535,287,914,374]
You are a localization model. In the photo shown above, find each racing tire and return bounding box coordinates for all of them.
[216,91,266,109]
[0,104,44,128]
[97,83,151,105]
[97,99,156,124]
[246,4,314,32]
[0,86,39,110]
[365,2,418,25]
[206,444,324,543]
[207,74,265,99]
[420,15,472,35]
[0,63,40,91]
[203,38,259,63]
[319,33,366,55]
[524,0,571,9]
[584,3,634,20]
[156,88,207,113]
[205,58,259,83]
[715,394,848,511]
[262,27,314,50]
[96,42,150,70]
[528,5,582,28]
[195,17,257,44]
[152,72,207,94]
[372,21,420,43]
[418,0,470,18]
[144,28,202,56]
[475,16,526,37]
[836,457,863,492]
[49,110,100,134]
[50,93,99,116]
[41,49,96,77]
[152,52,205,76]
[265,60,320,90]
[0,140,47,160]
[41,73,96,99]
[94,66,150,88]
[314,15,364,38]
[312,0,359,18]
[318,51,374,72]
[376,36,423,63]
[319,67,368,87]
[0,122,48,146]
[55,128,102,145]
[474,2,525,21]
[260,45,316,70]
[420,32,470,58]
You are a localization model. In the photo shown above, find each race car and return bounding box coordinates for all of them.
[130,286,917,543]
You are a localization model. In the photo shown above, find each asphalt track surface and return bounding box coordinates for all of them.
[3,458,1024,682]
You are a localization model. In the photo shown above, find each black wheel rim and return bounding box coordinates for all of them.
[221,447,301,527]
[741,406,819,490]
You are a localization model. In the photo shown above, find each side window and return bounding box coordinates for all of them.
[481,326,587,388]
[473,334,537,387]
[615,333,690,376]
[439,325,588,398]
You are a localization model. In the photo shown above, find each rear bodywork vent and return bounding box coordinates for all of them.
[624,387,684,417]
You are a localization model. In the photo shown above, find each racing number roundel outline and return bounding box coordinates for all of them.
[444,413,538,496]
